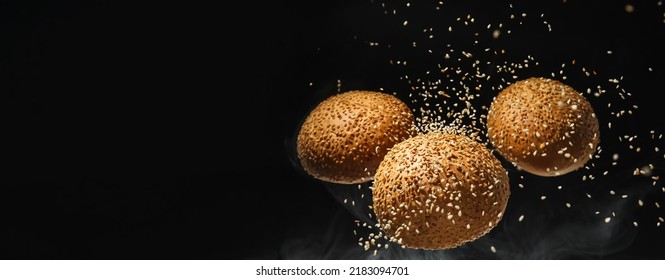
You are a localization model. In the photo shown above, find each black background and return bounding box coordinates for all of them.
[1,0,664,259]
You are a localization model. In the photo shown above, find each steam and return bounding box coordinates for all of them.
[280,206,369,260]
[281,170,649,259]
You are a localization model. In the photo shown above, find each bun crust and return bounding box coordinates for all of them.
[487,77,600,176]
[372,133,510,250]
[297,90,415,184]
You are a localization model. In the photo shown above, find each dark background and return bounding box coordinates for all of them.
[1,0,664,259]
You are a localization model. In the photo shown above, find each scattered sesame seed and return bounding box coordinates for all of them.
[326,1,662,254]
[493,30,501,39]
[625,4,635,13]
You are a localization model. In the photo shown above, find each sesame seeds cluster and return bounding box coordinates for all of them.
[296,1,665,258]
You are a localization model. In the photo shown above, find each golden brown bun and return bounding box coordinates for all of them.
[297,90,416,184]
[372,133,510,250]
[487,77,600,177]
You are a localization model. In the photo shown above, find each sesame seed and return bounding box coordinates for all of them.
[625,4,635,13]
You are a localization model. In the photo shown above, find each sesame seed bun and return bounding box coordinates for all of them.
[487,77,600,177]
[372,133,510,250]
[297,90,416,184]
